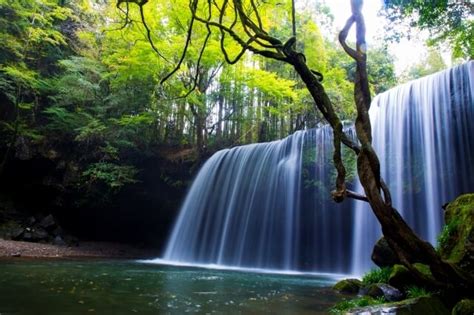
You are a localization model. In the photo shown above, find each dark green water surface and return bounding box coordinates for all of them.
[0,259,343,314]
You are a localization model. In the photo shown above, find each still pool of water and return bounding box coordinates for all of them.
[0,259,344,314]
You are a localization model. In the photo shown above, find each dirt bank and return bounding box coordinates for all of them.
[0,239,160,259]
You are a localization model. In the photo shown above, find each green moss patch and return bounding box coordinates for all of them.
[333,279,362,294]
[438,194,474,272]
[452,299,474,315]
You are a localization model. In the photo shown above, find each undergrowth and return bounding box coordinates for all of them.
[362,267,392,285]
[329,296,386,314]
[436,218,459,252]
[406,286,432,299]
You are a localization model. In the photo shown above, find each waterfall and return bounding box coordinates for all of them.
[162,126,357,273]
[159,61,473,275]
[351,61,474,274]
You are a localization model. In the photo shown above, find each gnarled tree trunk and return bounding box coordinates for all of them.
[283,0,474,290]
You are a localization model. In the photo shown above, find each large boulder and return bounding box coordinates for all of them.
[10,227,25,240]
[388,263,434,290]
[30,227,49,241]
[363,283,404,302]
[372,237,400,268]
[438,194,474,274]
[333,279,362,294]
[452,299,474,315]
[53,235,66,246]
[38,214,56,230]
[388,264,412,289]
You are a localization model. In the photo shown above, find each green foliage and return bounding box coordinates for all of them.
[362,267,393,285]
[406,286,432,299]
[366,46,397,94]
[324,43,397,113]
[0,0,402,196]
[437,218,459,252]
[329,296,386,314]
[383,0,473,59]
[82,162,138,190]
[75,118,106,143]
[400,48,447,82]
[44,107,91,134]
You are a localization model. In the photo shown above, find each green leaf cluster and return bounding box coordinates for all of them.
[82,162,138,189]
[383,0,473,59]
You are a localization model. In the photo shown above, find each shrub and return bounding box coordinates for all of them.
[362,267,392,285]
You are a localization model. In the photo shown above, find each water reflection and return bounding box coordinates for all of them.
[0,260,342,314]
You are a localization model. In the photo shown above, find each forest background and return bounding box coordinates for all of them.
[0,0,471,245]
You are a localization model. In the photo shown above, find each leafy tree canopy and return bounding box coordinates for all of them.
[382,0,473,59]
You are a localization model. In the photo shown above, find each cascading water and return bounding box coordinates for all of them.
[351,61,474,274]
[159,61,473,275]
[162,126,357,273]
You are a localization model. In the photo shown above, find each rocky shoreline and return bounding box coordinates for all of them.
[0,239,160,259]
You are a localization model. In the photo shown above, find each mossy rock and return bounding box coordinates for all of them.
[413,263,435,282]
[389,264,411,289]
[365,283,384,298]
[364,283,404,302]
[452,299,474,315]
[438,194,474,273]
[389,296,449,315]
[333,278,362,294]
[388,264,434,289]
